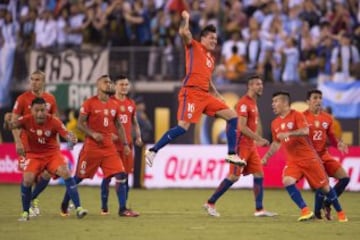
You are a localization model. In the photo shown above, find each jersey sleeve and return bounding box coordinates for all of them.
[49,94,58,115]
[236,99,249,118]
[12,96,25,115]
[53,117,69,139]
[79,99,91,117]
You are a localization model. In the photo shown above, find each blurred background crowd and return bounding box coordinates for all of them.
[2,0,360,85]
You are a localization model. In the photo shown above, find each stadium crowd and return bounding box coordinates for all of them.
[1,0,360,85]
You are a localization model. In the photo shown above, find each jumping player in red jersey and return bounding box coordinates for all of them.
[100,75,143,215]
[145,10,246,168]
[4,70,58,216]
[5,97,87,221]
[204,75,277,217]
[60,75,139,217]
[262,91,347,222]
[303,89,349,220]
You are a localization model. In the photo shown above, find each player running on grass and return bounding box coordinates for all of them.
[262,91,347,222]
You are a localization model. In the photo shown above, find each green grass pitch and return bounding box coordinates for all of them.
[0,185,358,240]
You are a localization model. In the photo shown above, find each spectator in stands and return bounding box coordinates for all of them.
[0,10,18,107]
[134,96,153,143]
[221,31,245,64]
[299,0,320,28]
[328,2,351,35]
[279,37,300,83]
[331,33,360,82]
[299,35,320,84]
[35,10,57,49]
[56,8,69,49]
[67,3,86,48]
[225,45,247,82]
[19,8,37,50]
[245,27,264,73]
[318,36,335,83]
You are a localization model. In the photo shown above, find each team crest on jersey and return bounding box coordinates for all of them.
[287,122,294,129]
[206,58,212,68]
[240,104,247,113]
[322,122,329,129]
[104,109,109,115]
[45,130,51,137]
[315,120,320,128]
[111,109,116,117]
[187,113,193,119]
[120,105,126,112]
[128,106,134,113]
[36,129,43,136]
[281,123,285,130]
[45,102,51,110]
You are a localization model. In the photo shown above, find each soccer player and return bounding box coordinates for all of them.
[9,70,58,216]
[5,97,87,221]
[145,10,245,167]
[100,75,143,215]
[60,75,139,217]
[262,91,348,222]
[204,75,277,217]
[303,89,349,220]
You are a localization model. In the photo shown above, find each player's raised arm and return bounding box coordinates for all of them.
[179,11,192,45]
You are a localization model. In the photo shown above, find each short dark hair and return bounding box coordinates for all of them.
[97,75,110,82]
[200,24,216,38]
[114,74,128,83]
[306,89,322,100]
[272,91,291,103]
[31,97,46,106]
[247,74,262,83]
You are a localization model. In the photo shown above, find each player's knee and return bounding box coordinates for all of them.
[22,175,35,187]
[228,174,239,182]
[41,171,52,180]
[282,176,296,186]
[56,166,71,179]
[114,172,127,183]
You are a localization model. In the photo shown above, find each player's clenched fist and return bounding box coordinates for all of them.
[181,10,190,20]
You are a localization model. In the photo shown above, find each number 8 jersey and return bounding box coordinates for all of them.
[79,96,120,151]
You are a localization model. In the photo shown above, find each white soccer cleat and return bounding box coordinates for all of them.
[225,154,247,167]
[203,203,220,217]
[145,150,157,167]
[254,209,278,217]
[30,198,40,216]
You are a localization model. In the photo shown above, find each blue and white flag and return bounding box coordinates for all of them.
[318,81,360,118]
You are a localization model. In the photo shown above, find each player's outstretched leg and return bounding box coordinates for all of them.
[323,187,348,222]
[285,184,314,221]
[224,118,246,166]
[100,177,111,215]
[323,177,350,220]
[19,183,32,221]
[60,176,82,216]
[30,173,51,216]
[253,178,278,217]
[115,173,139,217]
[146,126,186,167]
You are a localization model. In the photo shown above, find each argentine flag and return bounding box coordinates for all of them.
[319,81,360,118]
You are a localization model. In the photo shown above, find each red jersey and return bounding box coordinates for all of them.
[182,39,215,91]
[303,110,336,154]
[271,110,318,163]
[111,96,136,150]
[18,114,68,158]
[79,96,120,153]
[236,95,258,148]
[12,91,57,116]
